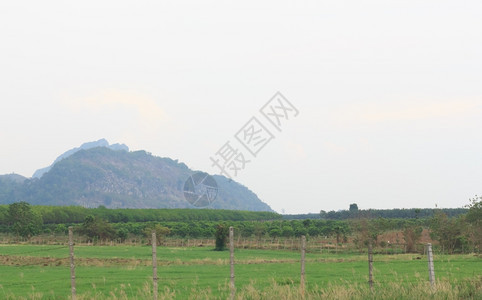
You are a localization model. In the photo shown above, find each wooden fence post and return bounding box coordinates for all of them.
[427,243,435,287]
[68,226,76,300]
[229,227,235,300]
[368,241,373,291]
[152,231,158,300]
[300,235,306,297]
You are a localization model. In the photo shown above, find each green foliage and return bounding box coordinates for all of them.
[117,227,129,242]
[0,199,479,255]
[253,222,266,238]
[318,208,468,220]
[0,205,9,225]
[7,202,42,238]
[214,223,229,251]
[430,211,469,253]
[269,228,281,237]
[333,224,348,243]
[88,219,356,241]
[53,224,67,234]
[466,195,482,223]
[466,195,482,250]
[78,215,116,241]
[0,205,281,226]
[142,224,171,245]
[281,225,294,237]
[349,203,358,212]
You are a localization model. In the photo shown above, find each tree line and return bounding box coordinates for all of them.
[318,207,468,220]
[1,196,480,254]
[0,205,281,225]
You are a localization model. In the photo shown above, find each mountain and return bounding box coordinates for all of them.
[0,173,27,184]
[0,143,273,211]
[0,174,27,202]
[32,139,129,178]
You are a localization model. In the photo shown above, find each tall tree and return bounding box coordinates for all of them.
[402,224,423,253]
[430,211,468,254]
[8,202,42,238]
[466,195,481,250]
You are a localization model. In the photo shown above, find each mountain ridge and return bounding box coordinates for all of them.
[32,138,129,178]
[0,142,273,211]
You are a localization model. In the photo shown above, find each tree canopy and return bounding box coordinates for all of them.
[7,202,42,238]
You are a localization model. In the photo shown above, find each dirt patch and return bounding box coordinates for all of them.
[0,255,361,267]
[0,255,148,267]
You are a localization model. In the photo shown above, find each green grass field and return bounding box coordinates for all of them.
[0,244,480,299]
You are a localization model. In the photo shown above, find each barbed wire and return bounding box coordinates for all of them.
[0,243,478,293]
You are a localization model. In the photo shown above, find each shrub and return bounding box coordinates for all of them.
[214,223,229,251]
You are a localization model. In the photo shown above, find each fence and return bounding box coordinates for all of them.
[59,227,439,299]
[0,233,459,256]
[8,228,477,299]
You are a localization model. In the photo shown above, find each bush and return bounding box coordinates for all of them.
[214,223,229,251]
[78,215,116,241]
[142,224,170,245]
[117,228,129,242]
[54,224,68,234]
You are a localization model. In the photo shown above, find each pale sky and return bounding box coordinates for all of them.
[1,0,481,213]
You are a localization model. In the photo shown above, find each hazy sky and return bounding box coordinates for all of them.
[1,1,481,213]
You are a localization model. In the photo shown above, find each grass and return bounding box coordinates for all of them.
[0,244,480,299]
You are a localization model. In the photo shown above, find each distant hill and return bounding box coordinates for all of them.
[0,174,27,203]
[0,174,27,184]
[0,143,273,211]
[32,138,129,178]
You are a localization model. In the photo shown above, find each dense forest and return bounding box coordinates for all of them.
[0,205,281,225]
